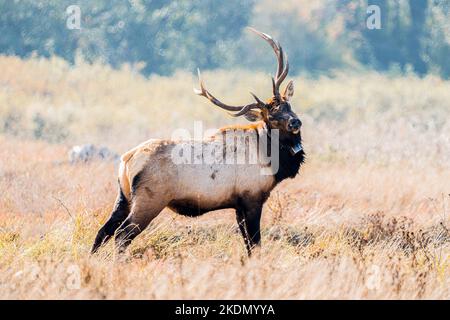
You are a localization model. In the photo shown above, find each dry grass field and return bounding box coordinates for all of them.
[0,56,449,299]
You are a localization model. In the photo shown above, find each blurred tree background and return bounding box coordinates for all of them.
[0,0,448,78]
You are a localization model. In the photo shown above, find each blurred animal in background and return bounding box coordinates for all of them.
[69,144,119,164]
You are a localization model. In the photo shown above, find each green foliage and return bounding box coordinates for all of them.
[0,0,252,75]
[339,0,449,77]
[0,0,448,78]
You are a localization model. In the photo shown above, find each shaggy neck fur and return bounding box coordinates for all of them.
[266,127,305,184]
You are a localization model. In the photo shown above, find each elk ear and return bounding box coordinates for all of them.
[282,80,294,101]
[244,110,264,122]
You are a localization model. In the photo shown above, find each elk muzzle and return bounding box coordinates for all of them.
[287,118,301,134]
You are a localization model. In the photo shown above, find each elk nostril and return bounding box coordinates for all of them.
[289,119,301,130]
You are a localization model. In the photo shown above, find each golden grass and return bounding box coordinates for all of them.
[0,56,449,299]
[0,136,448,299]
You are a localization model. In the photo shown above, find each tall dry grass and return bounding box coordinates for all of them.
[1,55,449,163]
[0,56,449,299]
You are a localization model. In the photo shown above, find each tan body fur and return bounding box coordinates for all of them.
[118,122,275,228]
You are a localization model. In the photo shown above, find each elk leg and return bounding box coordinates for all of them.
[236,202,263,256]
[236,208,252,255]
[245,206,262,255]
[114,199,165,254]
[91,187,129,254]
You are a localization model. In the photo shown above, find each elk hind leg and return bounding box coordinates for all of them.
[115,194,166,254]
[91,186,130,254]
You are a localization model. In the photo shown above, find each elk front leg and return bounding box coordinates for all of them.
[236,208,252,255]
[236,202,262,257]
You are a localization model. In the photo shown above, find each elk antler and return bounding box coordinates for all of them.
[194,69,266,116]
[247,27,289,98]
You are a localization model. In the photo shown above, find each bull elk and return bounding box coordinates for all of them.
[91,28,305,256]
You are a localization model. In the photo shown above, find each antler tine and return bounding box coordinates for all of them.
[194,69,266,117]
[248,28,284,78]
[274,56,289,93]
[228,92,266,117]
[250,92,265,106]
[277,45,284,80]
[248,27,290,97]
[229,104,261,117]
[271,77,277,97]
[247,27,279,52]
[194,69,243,112]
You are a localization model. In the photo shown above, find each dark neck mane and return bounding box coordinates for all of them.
[266,127,305,184]
[274,142,305,183]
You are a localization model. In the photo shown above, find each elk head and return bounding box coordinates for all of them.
[194,27,302,155]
